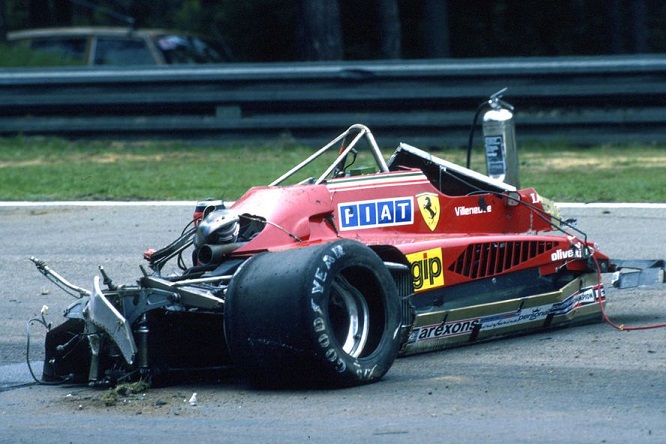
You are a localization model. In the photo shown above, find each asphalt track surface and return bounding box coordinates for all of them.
[1,202,665,443]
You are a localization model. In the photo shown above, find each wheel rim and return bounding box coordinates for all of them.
[329,275,370,358]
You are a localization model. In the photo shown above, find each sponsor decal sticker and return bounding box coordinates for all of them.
[406,248,444,292]
[484,135,506,177]
[454,205,492,216]
[338,197,413,231]
[409,318,481,343]
[408,284,605,345]
[550,243,584,262]
[417,192,440,231]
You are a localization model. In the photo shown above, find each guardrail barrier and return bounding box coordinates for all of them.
[1,55,666,147]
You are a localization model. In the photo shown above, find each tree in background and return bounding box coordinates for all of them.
[423,0,449,57]
[27,0,73,27]
[606,0,648,54]
[2,0,662,61]
[377,0,402,59]
[0,0,6,42]
[295,0,343,60]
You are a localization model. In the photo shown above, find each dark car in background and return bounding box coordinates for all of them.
[7,27,231,65]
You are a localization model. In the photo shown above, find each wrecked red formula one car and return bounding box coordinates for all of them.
[30,123,611,388]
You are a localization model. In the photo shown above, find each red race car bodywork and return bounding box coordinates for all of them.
[32,124,610,388]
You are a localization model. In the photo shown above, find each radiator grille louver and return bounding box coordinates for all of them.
[449,240,556,279]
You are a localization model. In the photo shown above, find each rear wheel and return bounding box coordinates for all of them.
[224,240,401,388]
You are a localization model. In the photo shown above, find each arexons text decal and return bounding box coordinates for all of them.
[407,285,605,345]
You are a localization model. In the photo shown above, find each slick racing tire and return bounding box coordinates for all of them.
[224,239,402,388]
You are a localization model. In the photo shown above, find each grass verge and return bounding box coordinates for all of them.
[0,136,664,202]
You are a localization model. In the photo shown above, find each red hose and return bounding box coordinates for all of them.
[592,255,666,331]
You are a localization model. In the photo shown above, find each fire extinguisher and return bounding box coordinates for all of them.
[466,88,520,187]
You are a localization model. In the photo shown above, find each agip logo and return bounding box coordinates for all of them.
[406,248,444,292]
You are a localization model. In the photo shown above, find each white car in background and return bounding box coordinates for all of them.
[8,27,231,65]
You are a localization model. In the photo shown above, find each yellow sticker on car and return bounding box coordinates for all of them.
[406,247,444,292]
[417,193,440,231]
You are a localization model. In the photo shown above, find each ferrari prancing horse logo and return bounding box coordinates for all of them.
[417,193,440,231]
